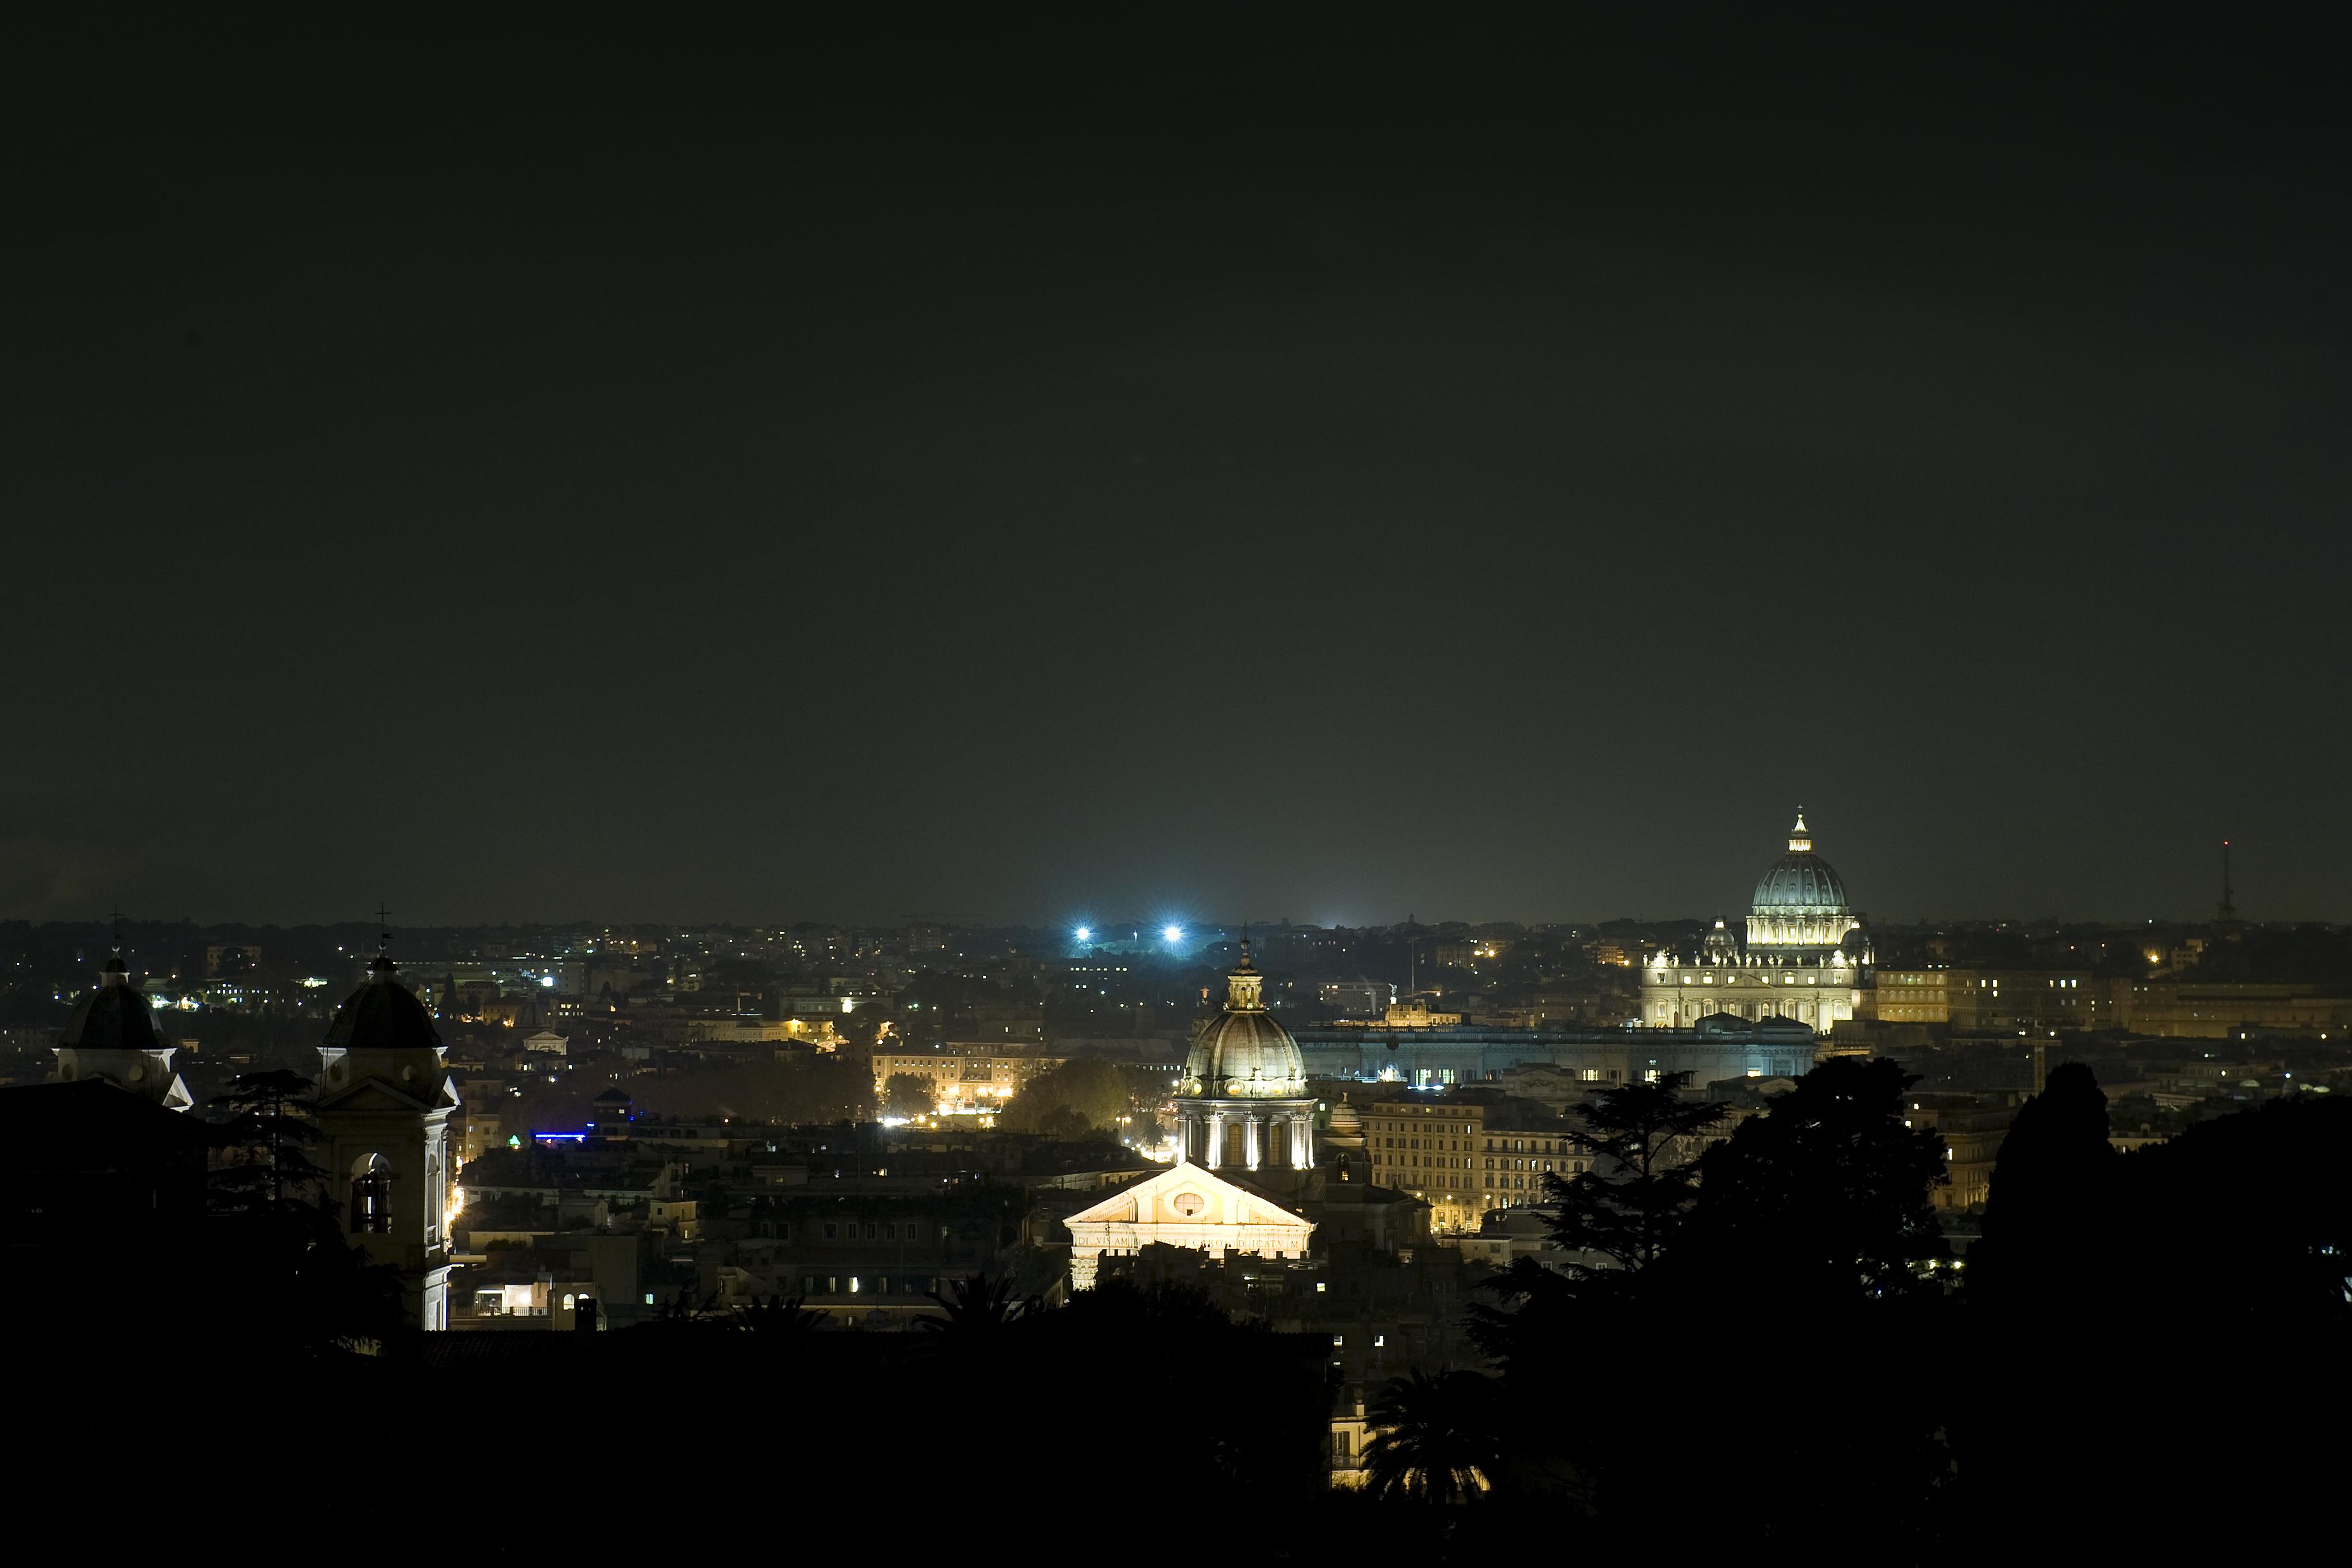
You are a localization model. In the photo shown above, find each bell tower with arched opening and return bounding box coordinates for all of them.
[313,942,459,1330]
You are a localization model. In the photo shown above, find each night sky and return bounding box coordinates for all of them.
[8,11,2348,926]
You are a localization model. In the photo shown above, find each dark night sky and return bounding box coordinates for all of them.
[6,10,2348,927]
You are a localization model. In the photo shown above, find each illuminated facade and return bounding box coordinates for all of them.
[869,1048,1063,1117]
[313,950,460,1331]
[1173,940,1317,1170]
[1360,1097,1595,1233]
[1640,811,1871,1035]
[50,954,193,1111]
[1062,1162,1315,1289]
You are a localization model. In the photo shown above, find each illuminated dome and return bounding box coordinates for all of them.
[1747,810,1861,951]
[61,956,169,1051]
[1177,942,1307,1100]
[325,954,444,1051]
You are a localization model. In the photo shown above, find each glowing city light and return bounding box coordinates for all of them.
[1162,924,1184,943]
[1074,926,1092,942]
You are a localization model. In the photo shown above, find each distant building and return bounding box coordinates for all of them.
[1640,811,1870,1034]
[868,1046,1062,1118]
[1359,1094,1587,1233]
[1870,970,2348,1038]
[1902,1092,2017,1210]
[1320,980,1390,1017]
[1335,998,1463,1030]
[2112,980,2351,1039]
[1294,1013,1818,1090]
[523,1030,569,1055]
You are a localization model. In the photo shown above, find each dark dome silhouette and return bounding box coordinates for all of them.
[325,954,443,1051]
[61,956,169,1051]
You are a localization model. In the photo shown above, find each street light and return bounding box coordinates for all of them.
[1161,924,1184,945]
[1074,926,1092,943]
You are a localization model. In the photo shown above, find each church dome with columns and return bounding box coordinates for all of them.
[1178,943,1307,1099]
[1751,810,1849,917]
[1173,939,1316,1172]
[1746,810,1862,951]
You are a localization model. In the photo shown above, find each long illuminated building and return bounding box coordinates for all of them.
[1292,1014,1820,1090]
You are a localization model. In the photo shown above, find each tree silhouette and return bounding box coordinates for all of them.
[1364,1369,1504,1503]
[1967,1060,2114,1313]
[1678,1055,1949,1306]
[1473,1058,1956,1543]
[1543,1071,1728,1277]
[208,1068,327,1214]
[919,1272,1029,1345]
[1474,1072,1724,1367]
[881,1072,932,1118]
[203,1070,407,1358]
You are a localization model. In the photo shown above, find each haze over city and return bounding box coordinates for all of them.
[10,12,2348,926]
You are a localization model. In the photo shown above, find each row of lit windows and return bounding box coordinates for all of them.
[1374,1127,1572,1156]
[797,1274,947,1296]
[1658,972,1825,986]
[1406,1173,1555,1195]
[1376,1152,1580,1175]
[752,1219,944,1243]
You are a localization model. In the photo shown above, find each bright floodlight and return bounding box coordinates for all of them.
[1074,926,1092,942]
[1162,924,1184,943]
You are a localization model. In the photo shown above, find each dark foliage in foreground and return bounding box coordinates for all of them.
[24,1057,2347,1555]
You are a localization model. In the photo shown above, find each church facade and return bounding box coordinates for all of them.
[1061,1163,1315,1290]
[1063,940,1322,1288]
[1640,811,1872,1036]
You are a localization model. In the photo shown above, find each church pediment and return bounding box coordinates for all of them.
[1064,1162,1313,1235]
[314,1077,446,1114]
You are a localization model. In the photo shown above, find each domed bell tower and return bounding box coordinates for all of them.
[313,944,460,1331]
[51,952,192,1111]
[1173,938,1316,1172]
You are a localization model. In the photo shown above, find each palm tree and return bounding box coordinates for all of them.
[919,1273,1030,1344]
[734,1294,823,1334]
[1364,1369,1504,1503]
